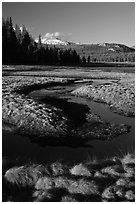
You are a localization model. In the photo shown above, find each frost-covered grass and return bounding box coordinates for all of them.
[2,76,70,139]
[72,76,135,117]
[3,153,135,202]
[3,75,130,143]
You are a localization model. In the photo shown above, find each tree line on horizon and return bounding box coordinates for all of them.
[2,17,81,65]
[80,52,135,63]
[2,17,135,65]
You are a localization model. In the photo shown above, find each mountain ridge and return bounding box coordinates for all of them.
[35,36,71,45]
[35,36,135,62]
[35,36,135,52]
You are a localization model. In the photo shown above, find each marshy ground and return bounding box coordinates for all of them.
[2,65,135,201]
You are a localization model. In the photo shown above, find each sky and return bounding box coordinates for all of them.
[2,2,135,46]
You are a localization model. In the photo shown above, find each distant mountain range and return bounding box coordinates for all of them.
[35,36,135,61]
[35,36,134,52]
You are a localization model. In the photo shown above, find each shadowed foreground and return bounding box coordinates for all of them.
[3,153,135,202]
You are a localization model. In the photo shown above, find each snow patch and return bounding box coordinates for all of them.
[114,45,120,48]
[98,43,106,46]
[35,37,68,45]
[108,48,115,52]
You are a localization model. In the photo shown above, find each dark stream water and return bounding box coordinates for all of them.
[3,81,135,164]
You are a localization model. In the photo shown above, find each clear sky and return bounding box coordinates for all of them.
[2,2,135,46]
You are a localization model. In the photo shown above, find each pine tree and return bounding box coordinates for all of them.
[87,56,90,63]
[37,35,42,49]
[4,17,18,64]
[82,56,86,63]
[21,25,31,63]
[2,18,8,64]
[2,17,81,65]
[15,24,22,43]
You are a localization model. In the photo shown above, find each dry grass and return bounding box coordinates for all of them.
[2,76,69,139]
[35,177,54,190]
[2,68,135,201]
[3,153,135,202]
[69,163,91,176]
[67,179,99,195]
[5,164,49,187]
[3,74,130,143]
[61,195,77,202]
[72,75,135,117]
[50,162,68,176]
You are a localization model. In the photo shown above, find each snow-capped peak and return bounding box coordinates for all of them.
[98,43,106,46]
[35,36,69,45]
[108,48,115,52]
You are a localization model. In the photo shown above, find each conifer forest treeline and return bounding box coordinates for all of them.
[2,17,135,65]
[2,17,81,65]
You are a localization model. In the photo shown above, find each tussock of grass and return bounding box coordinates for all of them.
[67,179,99,195]
[101,165,125,177]
[35,177,54,190]
[33,190,52,201]
[115,187,125,198]
[121,153,135,165]
[102,186,115,200]
[69,163,91,176]
[3,153,135,202]
[116,178,128,187]
[125,190,135,201]
[54,176,69,189]
[61,195,77,202]
[116,178,134,188]
[50,162,68,176]
[94,171,107,178]
[5,166,30,187]
[5,164,50,187]
[55,177,99,195]
[124,167,135,178]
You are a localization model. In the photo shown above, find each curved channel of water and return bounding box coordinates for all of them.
[67,96,134,159]
[3,82,135,164]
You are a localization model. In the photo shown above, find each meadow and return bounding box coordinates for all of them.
[2,65,135,202]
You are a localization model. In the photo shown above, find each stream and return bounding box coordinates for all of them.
[3,80,135,163]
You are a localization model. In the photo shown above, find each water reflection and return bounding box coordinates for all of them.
[3,83,135,163]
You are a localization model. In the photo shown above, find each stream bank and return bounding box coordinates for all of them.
[3,78,134,163]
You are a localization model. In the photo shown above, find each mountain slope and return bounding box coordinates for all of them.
[35,36,71,45]
[35,36,135,62]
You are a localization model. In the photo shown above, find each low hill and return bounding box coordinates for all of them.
[41,40,135,62]
[35,35,135,63]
